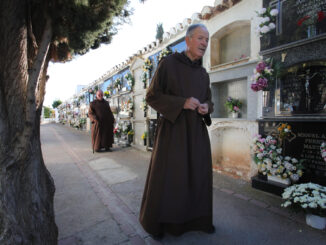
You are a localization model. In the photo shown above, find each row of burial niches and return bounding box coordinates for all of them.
[257,0,326,187]
[260,0,326,117]
[261,0,326,51]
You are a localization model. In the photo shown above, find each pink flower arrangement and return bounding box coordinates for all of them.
[224,97,242,113]
[251,60,273,92]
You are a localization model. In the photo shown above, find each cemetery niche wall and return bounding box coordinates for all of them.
[252,0,326,195]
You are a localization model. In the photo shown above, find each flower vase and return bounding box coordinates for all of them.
[232,112,238,118]
[143,138,147,146]
[306,214,326,230]
[258,172,267,181]
[307,25,317,38]
[128,135,133,144]
[267,175,291,186]
[262,91,270,108]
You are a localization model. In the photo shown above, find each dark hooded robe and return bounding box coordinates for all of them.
[88,99,114,152]
[139,52,214,236]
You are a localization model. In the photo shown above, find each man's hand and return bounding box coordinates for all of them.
[184,97,200,110]
[197,103,209,115]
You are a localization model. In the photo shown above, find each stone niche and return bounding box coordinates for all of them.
[209,120,258,180]
[211,78,248,119]
[210,20,250,68]
[276,61,326,116]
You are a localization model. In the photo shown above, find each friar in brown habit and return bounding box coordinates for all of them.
[139,24,214,238]
[88,89,115,152]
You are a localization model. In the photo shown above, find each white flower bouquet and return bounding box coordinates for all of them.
[256,7,279,36]
[281,183,326,217]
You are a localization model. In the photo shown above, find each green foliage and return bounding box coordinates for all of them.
[155,23,164,40]
[52,99,62,108]
[43,106,52,118]
[50,0,148,60]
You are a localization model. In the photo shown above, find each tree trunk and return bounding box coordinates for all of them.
[0,1,58,244]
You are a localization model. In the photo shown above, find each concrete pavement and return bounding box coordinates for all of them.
[41,123,326,245]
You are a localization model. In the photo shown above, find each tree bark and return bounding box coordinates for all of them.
[0,1,58,244]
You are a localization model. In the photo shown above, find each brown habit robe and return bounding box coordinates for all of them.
[139,52,214,236]
[88,99,114,151]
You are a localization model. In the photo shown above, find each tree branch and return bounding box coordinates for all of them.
[26,17,52,131]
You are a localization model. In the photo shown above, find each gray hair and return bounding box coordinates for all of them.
[186,24,208,38]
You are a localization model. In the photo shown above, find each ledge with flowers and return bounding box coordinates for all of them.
[251,122,306,196]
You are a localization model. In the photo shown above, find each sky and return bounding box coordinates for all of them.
[44,0,214,107]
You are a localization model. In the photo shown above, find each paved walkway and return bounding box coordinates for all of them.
[41,123,326,245]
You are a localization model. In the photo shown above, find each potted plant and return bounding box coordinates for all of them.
[225,97,242,118]
[281,183,326,230]
[141,131,148,146]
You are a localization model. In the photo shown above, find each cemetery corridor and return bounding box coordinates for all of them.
[41,123,326,245]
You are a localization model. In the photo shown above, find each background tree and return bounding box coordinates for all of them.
[52,100,62,109]
[43,106,52,118]
[0,0,145,244]
[155,23,164,40]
